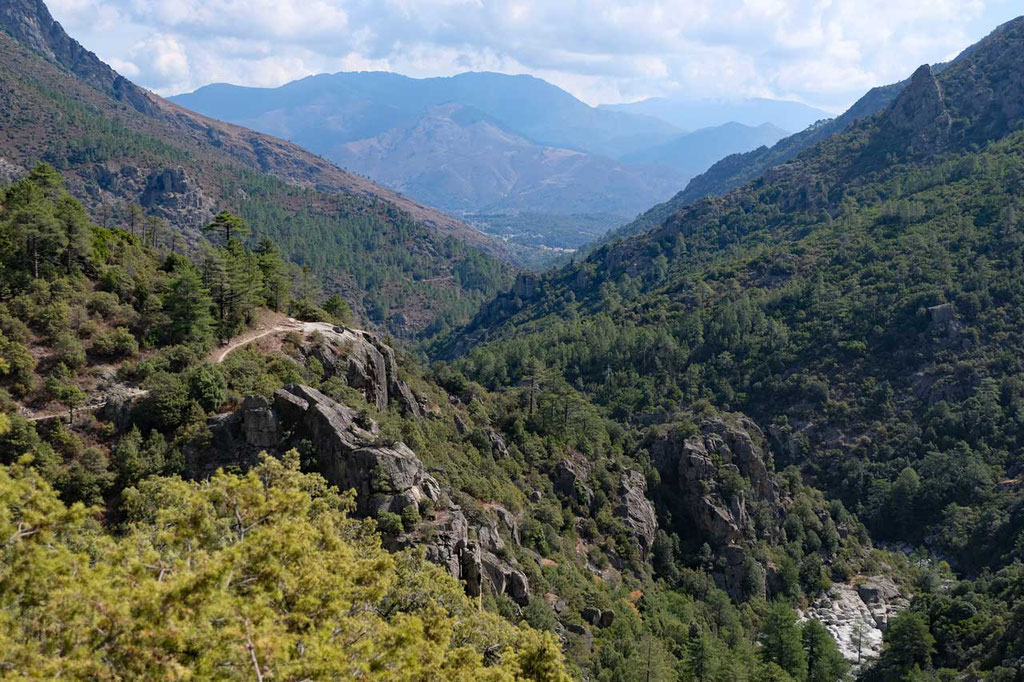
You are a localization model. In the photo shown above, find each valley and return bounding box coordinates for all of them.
[2,1,1024,681]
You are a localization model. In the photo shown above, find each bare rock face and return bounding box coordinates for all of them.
[800,577,908,669]
[554,453,594,506]
[512,272,542,300]
[299,325,421,417]
[204,384,528,603]
[0,0,157,114]
[140,168,207,220]
[276,385,437,516]
[481,552,531,606]
[239,395,280,449]
[615,470,657,558]
[882,64,952,156]
[650,416,789,599]
[650,417,780,547]
[0,156,23,183]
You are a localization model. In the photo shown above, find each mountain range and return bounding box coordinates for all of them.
[601,95,830,133]
[172,72,794,249]
[446,14,1024,674]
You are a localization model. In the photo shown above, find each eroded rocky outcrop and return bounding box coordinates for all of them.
[649,416,790,597]
[553,453,594,506]
[650,416,781,547]
[299,325,421,417]
[882,64,952,156]
[202,384,529,604]
[615,470,658,559]
[140,167,207,220]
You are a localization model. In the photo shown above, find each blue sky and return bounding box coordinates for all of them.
[49,0,1022,112]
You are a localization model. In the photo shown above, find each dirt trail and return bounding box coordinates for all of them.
[22,315,337,423]
[208,317,338,363]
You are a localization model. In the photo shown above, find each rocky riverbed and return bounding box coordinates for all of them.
[799,576,907,669]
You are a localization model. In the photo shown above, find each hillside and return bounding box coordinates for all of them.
[0,0,514,336]
[610,79,911,242]
[329,103,688,217]
[445,15,1024,677]
[1,165,880,681]
[8,1,1024,679]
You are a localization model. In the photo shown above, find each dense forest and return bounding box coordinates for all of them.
[439,17,1024,680]
[0,166,983,680]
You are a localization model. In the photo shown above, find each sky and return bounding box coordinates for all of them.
[48,0,1022,112]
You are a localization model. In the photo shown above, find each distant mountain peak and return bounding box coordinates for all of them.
[0,0,156,113]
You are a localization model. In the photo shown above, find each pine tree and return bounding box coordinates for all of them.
[55,195,92,274]
[686,628,718,681]
[884,612,935,671]
[204,210,250,244]
[760,602,807,680]
[163,266,215,346]
[10,195,64,278]
[255,238,291,311]
[802,619,848,682]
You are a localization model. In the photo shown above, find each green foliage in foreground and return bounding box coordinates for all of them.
[0,452,569,680]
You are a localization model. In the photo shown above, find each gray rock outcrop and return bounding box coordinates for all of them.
[882,64,952,156]
[299,325,421,417]
[554,453,594,506]
[615,470,657,558]
[650,417,781,547]
[203,384,529,604]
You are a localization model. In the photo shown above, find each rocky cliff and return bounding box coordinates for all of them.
[199,383,530,605]
[297,324,422,417]
[648,416,788,597]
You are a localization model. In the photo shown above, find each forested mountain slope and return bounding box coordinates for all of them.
[1,164,881,681]
[445,16,1024,677]
[609,71,922,243]
[0,0,513,336]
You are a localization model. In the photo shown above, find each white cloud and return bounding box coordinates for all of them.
[46,0,1022,109]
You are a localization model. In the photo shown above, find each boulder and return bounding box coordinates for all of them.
[488,430,510,458]
[103,385,148,430]
[927,303,955,324]
[581,607,614,628]
[565,623,588,636]
[544,593,566,614]
[857,576,900,606]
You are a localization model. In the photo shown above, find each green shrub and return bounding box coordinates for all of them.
[91,327,139,359]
